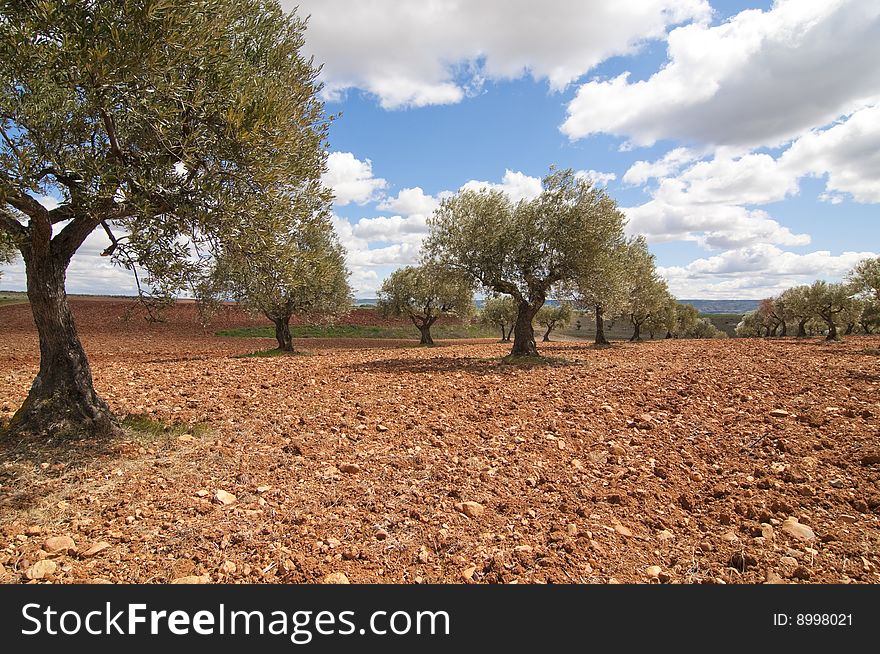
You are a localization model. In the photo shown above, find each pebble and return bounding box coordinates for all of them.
[769,409,789,418]
[81,541,111,558]
[646,565,662,579]
[455,501,485,518]
[839,514,857,524]
[339,463,361,474]
[44,535,76,554]
[323,572,350,584]
[781,517,815,542]
[26,560,57,580]
[764,570,786,584]
[461,566,477,581]
[657,529,674,542]
[215,490,237,505]
[221,561,237,574]
[613,524,633,538]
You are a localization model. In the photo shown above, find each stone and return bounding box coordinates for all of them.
[195,489,209,497]
[215,490,237,505]
[376,424,389,432]
[760,524,775,540]
[609,443,626,456]
[26,560,57,580]
[861,454,880,466]
[256,485,272,493]
[720,531,739,543]
[322,572,350,584]
[613,523,633,538]
[461,566,477,581]
[81,542,111,558]
[339,463,361,474]
[764,570,785,584]
[455,501,485,518]
[171,575,211,584]
[781,517,815,542]
[221,561,237,574]
[769,409,789,418]
[646,565,662,579]
[44,535,76,554]
[839,514,858,524]
[657,529,674,542]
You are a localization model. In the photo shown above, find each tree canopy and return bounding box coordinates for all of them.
[424,168,626,356]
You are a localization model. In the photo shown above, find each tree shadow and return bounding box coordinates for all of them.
[348,355,503,376]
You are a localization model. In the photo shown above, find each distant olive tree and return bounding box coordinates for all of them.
[535,303,572,342]
[377,264,474,345]
[480,295,517,342]
[807,281,854,341]
[779,286,813,337]
[425,168,626,357]
[623,237,667,341]
[205,191,352,352]
[0,0,329,438]
[569,237,627,345]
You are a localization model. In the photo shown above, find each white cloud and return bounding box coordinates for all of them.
[660,244,878,298]
[623,147,697,185]
[291,0,710,109]
[562,0,880,148]
[575,169,617,186]
[376,187,443,216]
[461,169,543,203]
[322,152,387,206]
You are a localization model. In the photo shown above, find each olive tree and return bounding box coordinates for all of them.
[535,302,572,342]
[779,286,813,337]
[623,237,667,341]
[205,190,351,352]
[0,0,329,437]
[807,281,854,341]
[377,264,474,345]
[425,168,626,357]
[735,310,762,337]
[480,295,517,342]
[859,299,880,334]
[569,237,627,345]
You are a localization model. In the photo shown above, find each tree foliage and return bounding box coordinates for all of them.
[479,295,517,341]
[424,168,626,356]
[535,302,572,342]
[377,264,474,345]
[622,236,667,341]
[850,256,880,302]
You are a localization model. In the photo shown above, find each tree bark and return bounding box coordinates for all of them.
[594,305,609,345]
[510,300,539,356]
[273,316,293,351]
[796,318,808,337]
[542,322,554,342]
[418,324,435,345]
[844,323,854,336]
[779,321,787,337]
[6,247,117,438]
[824,318,839,341]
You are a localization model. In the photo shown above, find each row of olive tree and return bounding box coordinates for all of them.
[735,259,880,341]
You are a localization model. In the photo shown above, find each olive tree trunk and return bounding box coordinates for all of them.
[824,317,839,341]
[418,324,435,345]
[630,316,643,342]
[510,300,540,356]
[594,305,609,345]
[542,322,554,342]
[796,318,808,337]
[6,247,117,438]
[273,316,294,351]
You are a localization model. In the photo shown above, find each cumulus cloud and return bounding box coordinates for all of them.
[623,148,698,185]
[660,244,878,298]
[461,169,543,203]
[290,0,710,109]
[562,0,880,148]
[322,152,387,206]
[575,169,617,186]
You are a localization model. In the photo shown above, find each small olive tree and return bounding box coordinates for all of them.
[480,295,517,341]
[807,281,854,341]
[779,286,813,337]
[205,190,352,352]
[623,237,667,341]
[425,168,626,357]
[569,237,627,345]
[377,264,474,345]
[535,302,572,342]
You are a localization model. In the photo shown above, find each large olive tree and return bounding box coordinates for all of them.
[377,264,474,345]
[0,0,329,437]
[424,168,626,357]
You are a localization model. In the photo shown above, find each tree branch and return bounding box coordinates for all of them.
[0,206,26,239]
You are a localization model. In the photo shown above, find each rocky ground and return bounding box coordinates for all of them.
[1,300,879,584]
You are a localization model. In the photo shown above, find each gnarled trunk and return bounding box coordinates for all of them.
[273,316,293,351]
[7,248,116,438]
[418,324,435,345]
[796,318,808,337]
[510,300,539,356]
[542,322,554,342]
[824,318,839,341]
[844,323,855,336]
[779,321,787,337]
[594,305,609,345]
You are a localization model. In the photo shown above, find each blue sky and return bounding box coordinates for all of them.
[2,0,878,299]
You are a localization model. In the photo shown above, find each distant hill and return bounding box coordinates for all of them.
[678,299,759,315]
